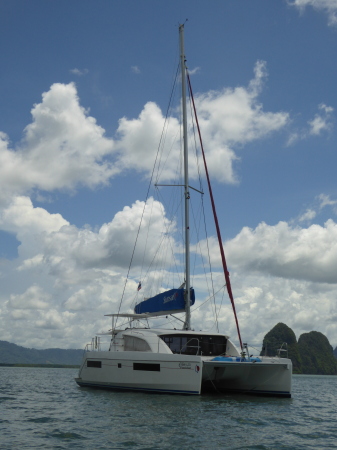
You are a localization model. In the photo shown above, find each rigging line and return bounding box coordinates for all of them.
[246,344,264,353]
[155,63,180,184]
[153,314,184,328]
[137,71,181,293]
[188,84,204,195]
[190,284,227,313]
[155,44,180,183]
[146,194,174,292]
[188,193,215,313]
[191,201,220,332]
[150,114,185,294]
[139,190,183,295]
[136,180,179,298]
[115,65,181,326]
[141,193,176,293]
[187,101,204,286]
[157,191,183,270]
[155,148,184,238]
[205,286,226,332]
[201,195,219,332]
[137,76,181,296]
[155,119,181,184]
[155,122,179,184]
[188,92,218,331]
[114,319,149,329]
[188,95,217,321]
[214,279,226,326]
[188,198,203,280]
[155,182,185,264]
[161,221,184,289]
[187,70,243,350]
[135,195,156,300]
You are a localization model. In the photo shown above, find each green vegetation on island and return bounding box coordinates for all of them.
[261,323,337,375]
[298,331,337,375]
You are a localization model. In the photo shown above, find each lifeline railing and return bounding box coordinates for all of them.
[84,336,101,352]
[277,342,289,358]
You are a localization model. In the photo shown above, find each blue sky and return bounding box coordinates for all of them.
[1,0,337,350]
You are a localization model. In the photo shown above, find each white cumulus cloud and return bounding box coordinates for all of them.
[318,193,337,212]
[7,285,51,310]
[116,61,289,184]
[298,209,317,222]
[224,219,337,284]
[290,0,337,26]
[308,103,334,135]
[0,83,117,203]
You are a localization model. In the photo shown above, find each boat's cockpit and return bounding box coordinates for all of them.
[105,326,239,357]
[159,333,227,356]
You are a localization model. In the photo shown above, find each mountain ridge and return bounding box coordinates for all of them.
[0,340,83,365]
[261,323,337,375]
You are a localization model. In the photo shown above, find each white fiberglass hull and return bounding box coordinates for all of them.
[202,357,292,397]
[76,351,292,397]
[75,351,203,395]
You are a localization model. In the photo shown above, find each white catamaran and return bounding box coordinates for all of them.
[75,25,292,397]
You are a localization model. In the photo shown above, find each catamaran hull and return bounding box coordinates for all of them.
[202,359,292,397]
[75,351,203,395]
[76,351,291,397]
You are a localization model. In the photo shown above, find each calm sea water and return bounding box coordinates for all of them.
[1,367,336,449]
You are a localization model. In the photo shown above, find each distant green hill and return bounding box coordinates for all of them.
[260,323,302,373]
[298,331,337,375]
[261,324,337,375]
[0,340,83,365]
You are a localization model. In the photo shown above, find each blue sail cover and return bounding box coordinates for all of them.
[134,288,195,316]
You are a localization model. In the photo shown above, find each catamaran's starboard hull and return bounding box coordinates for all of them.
[202,358,292,397]
[75,351,203,395]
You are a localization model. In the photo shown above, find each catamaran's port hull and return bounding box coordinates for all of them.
[202,359,292,398]
[75,351,203,395]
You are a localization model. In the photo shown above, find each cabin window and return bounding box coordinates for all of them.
[161,335,199,355]
[133,363,160,372]
[87,360,102,368]
[124,335,151,352]
[160,334,227,356]
[199,336,228,356]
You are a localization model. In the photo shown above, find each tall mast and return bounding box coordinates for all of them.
[180,24,191,330]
